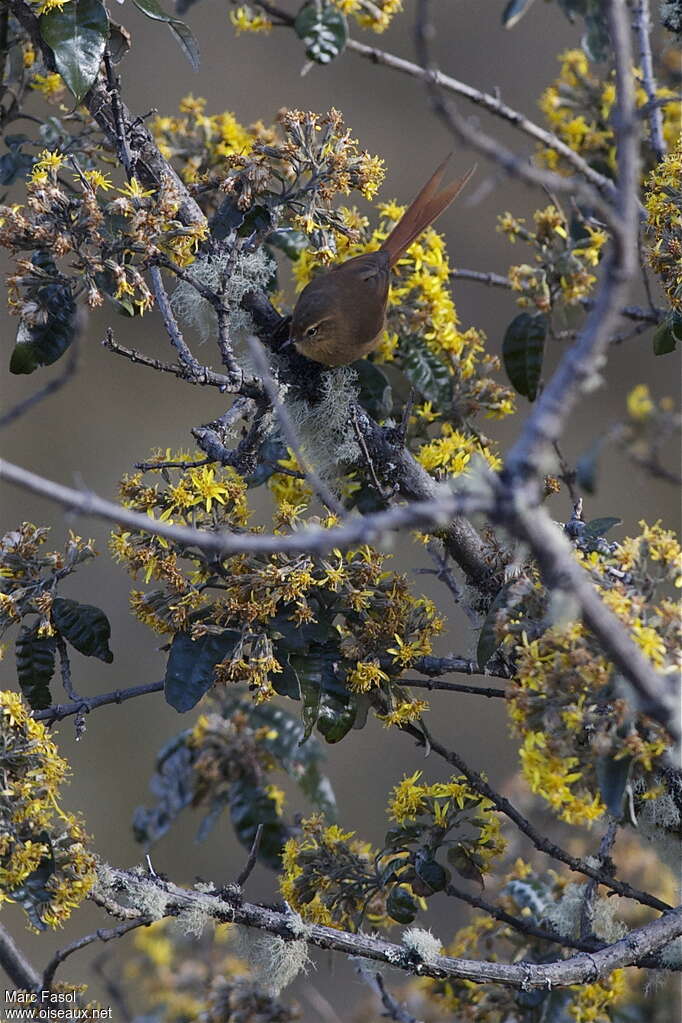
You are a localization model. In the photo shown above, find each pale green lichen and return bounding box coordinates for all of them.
[171,248,274,343]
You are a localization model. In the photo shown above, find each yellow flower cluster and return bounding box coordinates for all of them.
[387,770,506,874]
[0,692,96,929]
[644,135,682,312]
[152,95,257,184]
[499,204,607,311]
[113,454,444,712]
[280,815,383,929]
[538,49,680,174]
[568,970,627,1023]
[508,523,679,826]
[331,0,403,32]
[229,4,272,33]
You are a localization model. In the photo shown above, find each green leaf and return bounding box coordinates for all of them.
[52,597,113,663]
[132,734,195,846]
[653,314,681,356]
[10,255,76,374]
[576,435,608,495]
[229,778,287,869]
[40,0,109,104]
[596,754,632,817]
[400,334,453,407]
[15,625,56,710]
[353,359,393,419]
[583,516,621,539]
[502,312,547,401]
[131,0,200,70]
[477,583,512,669]
[164,630,239,712]
[386,885,418,924]
[248,700,337,820]
[502,0,536,28]
[294,2,348,64]
[414,850,448,893]
[447,845,484,887]
[316,689,357,743]
[108,20,132,63]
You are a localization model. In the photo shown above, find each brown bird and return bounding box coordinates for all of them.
[290,157,475,367]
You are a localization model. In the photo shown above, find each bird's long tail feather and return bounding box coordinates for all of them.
[380,157,475,268]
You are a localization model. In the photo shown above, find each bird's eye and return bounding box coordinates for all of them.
[306,325,318,338]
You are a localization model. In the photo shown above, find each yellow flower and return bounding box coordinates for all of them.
[83,169,113,192]
[346,660,390,693]
[627,384,655,421]
[117,178,156,200]
[229,5,272,32]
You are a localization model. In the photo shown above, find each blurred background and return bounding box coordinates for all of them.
[1,0,680,1017]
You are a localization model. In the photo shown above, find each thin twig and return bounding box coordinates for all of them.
[102,328,235,390]
[34,680,164,724]
[42,918,150,991]
[236,823,264,887]
[412,0,622,234]
[400,677,506,698]
[149,265,204,377]
[401,723,672,913]
[579,818,620,940]
[55,637,86,740]
[0,345,78,430]
[634,0,667,160]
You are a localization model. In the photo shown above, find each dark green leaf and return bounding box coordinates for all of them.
[415,850,448,893]
[386,885,418,924]
[353,359,393,419]
[294,2,347,64]
[267,228,309,260]
[164,630,239,712]
[596,754,632,817]
[384,823,424,848]
[447,845,484,887]
[229,777,287,869]
[316,689,357,743]
[583,516,621,539]
[477,583,512,669]
[247,699,337,819]
[131,0,200,70]
[40,0,109,104]
[52,597,113,662]
[15,625,56,710]
[132,734,195,845]
[210,196,245,241]
[576,436,607,495]
[653,314,681,356]
[400,334,452,407]
[10,257,76,374]
[108,20,131,63]
[271,652,302,700]
[502,0,536,28]
[502,312,547,401]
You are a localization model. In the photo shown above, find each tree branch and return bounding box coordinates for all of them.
[97,865,682,988]
[33,680,164,725]
[634,0,667,161]
[0,923,41,992]
[0,456,487,559]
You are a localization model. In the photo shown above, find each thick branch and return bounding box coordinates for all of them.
[99,866,682,988]
[0,923,41,992]
[33,680,164,725]
[0,457,487,559]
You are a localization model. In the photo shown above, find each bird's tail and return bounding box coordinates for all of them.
[380,157,475,268]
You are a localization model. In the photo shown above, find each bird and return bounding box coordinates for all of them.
[289,156,475,367]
